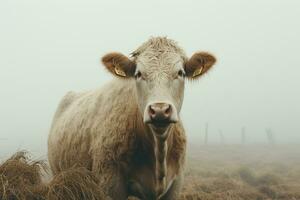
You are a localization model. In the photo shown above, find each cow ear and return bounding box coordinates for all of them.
[102,52,136,78]
[185,52,216,79]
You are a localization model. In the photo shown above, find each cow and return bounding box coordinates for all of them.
[48,37,216,200]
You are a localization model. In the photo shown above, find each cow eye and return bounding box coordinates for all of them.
[178,70,185,78]
[135,71,142,79]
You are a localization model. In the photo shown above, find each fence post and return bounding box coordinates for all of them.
[219,130,224,145]
[241,127,246,145]
[266,128,275,145]
[204,123,208,145]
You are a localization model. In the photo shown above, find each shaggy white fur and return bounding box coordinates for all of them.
[48,37,216,200]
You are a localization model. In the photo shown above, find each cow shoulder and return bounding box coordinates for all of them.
[91,80,140,166]
[53,91,78,119]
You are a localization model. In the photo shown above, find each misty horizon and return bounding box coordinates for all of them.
[0,0,300,158]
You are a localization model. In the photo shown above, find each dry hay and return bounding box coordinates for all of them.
[0,151,48,200]
[0,151,108,200]
[47,167,107,200]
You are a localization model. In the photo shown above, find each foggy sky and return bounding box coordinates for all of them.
[0,0,299,158]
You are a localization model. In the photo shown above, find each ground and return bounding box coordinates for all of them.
[180,144,300,200]
[1,144,299,200]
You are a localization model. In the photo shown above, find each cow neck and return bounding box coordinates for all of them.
[151,125,173,197]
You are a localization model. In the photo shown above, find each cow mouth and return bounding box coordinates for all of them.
[149,119,174,128]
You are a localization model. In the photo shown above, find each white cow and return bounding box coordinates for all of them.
[48,37,216,200]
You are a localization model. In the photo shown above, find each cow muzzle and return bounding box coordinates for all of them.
[144,102,178,127]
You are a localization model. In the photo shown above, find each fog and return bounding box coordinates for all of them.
[0,0,299,158]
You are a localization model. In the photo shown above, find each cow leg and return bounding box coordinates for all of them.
[100,170,127,200]
[159,174,183,200]
[107,170,127,200]
[93,161,127,200]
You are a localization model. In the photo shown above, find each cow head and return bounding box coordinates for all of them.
[102,37,216,135]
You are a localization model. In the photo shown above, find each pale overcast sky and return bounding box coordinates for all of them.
[0,0,299,158]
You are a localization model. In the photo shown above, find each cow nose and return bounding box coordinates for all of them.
[148,103,172,123]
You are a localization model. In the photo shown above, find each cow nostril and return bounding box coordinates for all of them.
[164,105,171,116]
[149,106,156,117]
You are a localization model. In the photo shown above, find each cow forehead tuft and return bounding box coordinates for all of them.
[131,37,187,61]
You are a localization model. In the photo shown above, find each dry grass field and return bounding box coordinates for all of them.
[181,144,300,200]
[1,144,299,200]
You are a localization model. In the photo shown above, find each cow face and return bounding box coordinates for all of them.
[102,39,216,132]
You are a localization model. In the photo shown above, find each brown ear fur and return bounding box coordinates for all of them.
[102,52,136,78]
[185,52,216,79]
